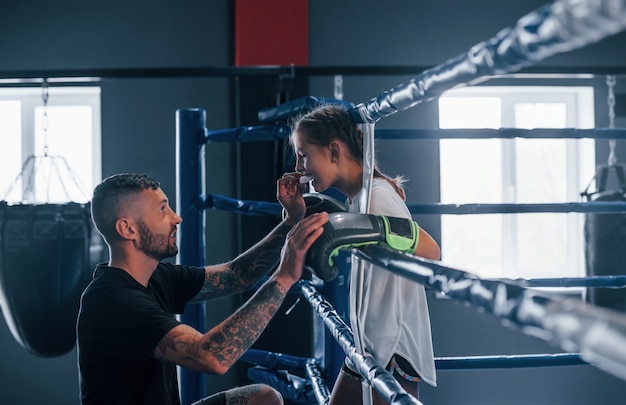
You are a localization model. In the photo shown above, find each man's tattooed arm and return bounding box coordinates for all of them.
[157,212,329,373]
[154,278,288,373]
[189,221,293,303]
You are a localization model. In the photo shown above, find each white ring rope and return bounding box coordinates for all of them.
[351,244,626,382]
[350,0,626,124]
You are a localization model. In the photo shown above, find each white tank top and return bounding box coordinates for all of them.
[347,178,436,387]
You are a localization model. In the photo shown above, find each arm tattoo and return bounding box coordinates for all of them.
[155,327,201,365]
[202,279,287,367]
[156,280,288,372]
[191,221,292,301]
[191,269,244,301]
[231,221,291,284]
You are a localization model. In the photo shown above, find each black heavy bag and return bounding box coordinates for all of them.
[0,202,99,357]
[582,164,626,311]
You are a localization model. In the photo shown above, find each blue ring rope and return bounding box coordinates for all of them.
[241,348,587,372]
[435,353,586,370]
[407,201,626,214]
[203,193,626,216]
[203,126,626,143]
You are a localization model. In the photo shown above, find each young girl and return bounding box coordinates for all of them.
[290,105,440,404]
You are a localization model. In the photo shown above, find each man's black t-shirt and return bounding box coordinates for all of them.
[77,262,205,405]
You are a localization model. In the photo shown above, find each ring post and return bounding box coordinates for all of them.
[176,108,207,404]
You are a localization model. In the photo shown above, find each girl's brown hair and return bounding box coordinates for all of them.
[292,105,407,200]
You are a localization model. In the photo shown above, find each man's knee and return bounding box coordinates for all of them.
[254,384,283,405]
[225,383,283,405]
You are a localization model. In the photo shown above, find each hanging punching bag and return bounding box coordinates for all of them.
[582,164,626,312]
[0,201,101,357]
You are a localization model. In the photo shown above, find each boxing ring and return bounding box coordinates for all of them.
[176,0,626,404]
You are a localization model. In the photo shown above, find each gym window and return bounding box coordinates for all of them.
[0,86,101,203]
[438,86,595,281]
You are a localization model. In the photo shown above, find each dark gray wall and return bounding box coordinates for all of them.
[1,0,626,404]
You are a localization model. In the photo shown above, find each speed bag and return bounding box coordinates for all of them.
[0,201,96,357]
[584,192,626,312]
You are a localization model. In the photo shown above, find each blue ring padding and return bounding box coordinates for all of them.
[241,349,313,370]
[246,366,318,405]
[239,349,330,405]
[305,361,332,405]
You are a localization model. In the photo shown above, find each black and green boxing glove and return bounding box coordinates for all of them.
[305,212,419,281]
[303,193,346,217]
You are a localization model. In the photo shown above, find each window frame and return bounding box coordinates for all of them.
[438,85,595,281]
[0,86,101,203]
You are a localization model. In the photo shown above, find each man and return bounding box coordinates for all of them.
[77,173,328,405]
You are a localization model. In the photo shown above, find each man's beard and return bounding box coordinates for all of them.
[136,219,178,261]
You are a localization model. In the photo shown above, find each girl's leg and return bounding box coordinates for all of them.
[373,355,419,405]
[329,362,365,405]
[372,375,418,405]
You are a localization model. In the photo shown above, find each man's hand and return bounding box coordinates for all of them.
[274,212,328,286]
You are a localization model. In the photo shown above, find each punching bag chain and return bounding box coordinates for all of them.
[42,79,50,157]
[334,74,344,101]
[607,75,617,166]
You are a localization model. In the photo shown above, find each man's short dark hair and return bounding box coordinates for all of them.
[91,173,160,242]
